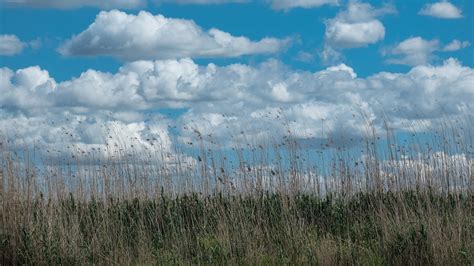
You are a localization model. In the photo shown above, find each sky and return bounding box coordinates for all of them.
[0,0,473,161]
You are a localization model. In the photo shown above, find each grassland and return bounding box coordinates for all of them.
[1,122,473,265]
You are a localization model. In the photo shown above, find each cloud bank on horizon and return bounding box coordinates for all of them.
[0,0,473,159]
[1,58,472,156]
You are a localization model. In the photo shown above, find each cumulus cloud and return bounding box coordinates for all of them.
[324,2,395,49]
[269,0,338,10]
[419,1,463,19]
[320,1,395,64]
[1,0,146,9]
[0,66,56,110]
[384,37,471,66]
[0,34,26,56]
[1,57,473,154]
[58,10,289,61]
[384,37,440,66]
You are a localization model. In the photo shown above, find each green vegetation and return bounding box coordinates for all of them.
[2,191,472,264]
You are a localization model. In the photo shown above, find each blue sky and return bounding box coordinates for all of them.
[0,0,473,161]
[1,0,472,79]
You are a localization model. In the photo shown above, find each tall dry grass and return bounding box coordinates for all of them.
[1,119,473,264]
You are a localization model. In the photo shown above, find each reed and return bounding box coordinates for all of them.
[1,120,473,265]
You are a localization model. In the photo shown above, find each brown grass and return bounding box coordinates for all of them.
[1,120,473,265]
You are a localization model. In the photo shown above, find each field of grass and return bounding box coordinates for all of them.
[1,122,473,264]
[2,191,472,265]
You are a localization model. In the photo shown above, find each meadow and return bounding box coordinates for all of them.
[1,120,473,265]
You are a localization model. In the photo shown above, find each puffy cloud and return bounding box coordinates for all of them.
[1,57,472,153]
[269,0,338,10]
[367,58,473,119]
[384,37,471,66]
[324,2,395,49]
[59,10,289,61]
[419,1,463,19]
[326,20,384,49]
[0,34,25,56]
[56,69,146,109]
[385,37,440,66]
[1,0,146,9]
[0,66,56,110]
[320,1,395,64]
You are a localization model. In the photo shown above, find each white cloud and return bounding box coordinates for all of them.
[324,2,395,49]
[271,82,292,102]
[143,0,339,10]
[156,0,247,4]
[419,1,463,19]
[1,0,146,9]
[384,37,471,66]
[0,109,181,166]
[1,58,472,153]
[0,34,25,56]
[385,37,440,66]
[294,51,315,63]
[269,0,338,10]
[326,19,385,49]
[55,69,146,109]
[443,39,470,51]
[0,66,56,110]
[59,10,289,61]
[319,45,343,65]
[320,1,395,64]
